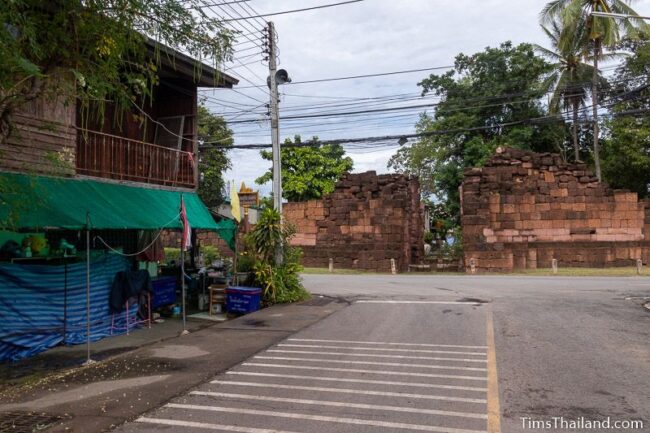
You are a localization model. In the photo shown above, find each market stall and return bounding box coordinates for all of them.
[0,173,228,362]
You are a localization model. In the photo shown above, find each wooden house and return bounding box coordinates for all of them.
[1,39,238,191]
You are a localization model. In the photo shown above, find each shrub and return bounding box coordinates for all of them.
[249,208,309,305]
[202,245,220,265]
[164,247,180,265]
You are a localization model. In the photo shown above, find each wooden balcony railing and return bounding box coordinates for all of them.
[76,129,195,189]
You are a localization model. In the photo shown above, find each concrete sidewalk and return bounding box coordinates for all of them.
[0,296,347,433]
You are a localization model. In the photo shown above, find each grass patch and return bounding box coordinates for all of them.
[301,267,379,275]
[301,266,649,277]
[511,266,648,277]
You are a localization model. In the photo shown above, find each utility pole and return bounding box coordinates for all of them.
[267,22,282,216]
[266,21,291,265]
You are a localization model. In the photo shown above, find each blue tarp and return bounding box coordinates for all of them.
[0,253,136,362]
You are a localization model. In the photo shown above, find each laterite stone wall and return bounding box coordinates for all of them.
[461,147,650,272]
[284,171,424,272]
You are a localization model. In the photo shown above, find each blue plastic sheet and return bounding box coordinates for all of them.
[0,253,135,361]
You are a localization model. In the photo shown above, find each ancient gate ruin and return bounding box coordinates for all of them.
[461,147,650,272]
[284,171,424,272]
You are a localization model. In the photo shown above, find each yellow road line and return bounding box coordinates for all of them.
[486,307,502,433]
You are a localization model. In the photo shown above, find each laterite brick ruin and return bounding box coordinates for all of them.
[462,147,650,272]
[284,171,424,272]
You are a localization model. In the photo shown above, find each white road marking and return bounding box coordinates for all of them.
[278,344,486,356]
[242,363,487,381]
[356,301,482,305]
[165,403,487,433]
[190,391,488,420]
[267,349,487,363]
[288,338,488,349]
[209,380,488,403]
[226,371,488,392]
[136,417,301,433]
[254,355,487,372]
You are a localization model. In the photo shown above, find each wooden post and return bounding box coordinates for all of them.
[637,259,643,275]
[390,259,397,275]
[552,259,558,275]
[328,258,334,273]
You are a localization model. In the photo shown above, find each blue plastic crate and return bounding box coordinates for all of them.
[151,276,177,308]
[226,286,261,314]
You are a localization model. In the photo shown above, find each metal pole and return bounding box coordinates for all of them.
[63,257,67,345]
[268,21,284,265]
[84,212,94,365]
[181,234,188,335]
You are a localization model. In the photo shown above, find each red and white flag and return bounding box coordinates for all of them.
[180,196,192,251]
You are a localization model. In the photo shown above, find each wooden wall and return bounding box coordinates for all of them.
[2,91,77,176]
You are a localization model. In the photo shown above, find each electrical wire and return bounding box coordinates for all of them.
[230,65,455,89]
[198,0,270,97]
[218,0,364,22]
[202,93,650,150]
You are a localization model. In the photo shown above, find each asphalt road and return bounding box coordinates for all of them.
[304,274,650,433]
[113,274,650,433]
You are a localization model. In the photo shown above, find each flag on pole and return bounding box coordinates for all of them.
[230,181,241,223]
[180,195,192,251]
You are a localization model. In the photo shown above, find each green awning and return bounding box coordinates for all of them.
[213,218,237,251]
[0,173,218,230]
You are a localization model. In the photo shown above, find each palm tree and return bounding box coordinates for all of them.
[541,0,650,180]
[535,20,606,161]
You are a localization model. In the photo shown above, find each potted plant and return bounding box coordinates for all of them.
[235,251,255,285]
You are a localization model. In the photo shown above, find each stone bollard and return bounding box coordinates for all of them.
[552,259,558,275]
[469,258,476,275]
[637,259,643,275]
[328,258,334,273]
[390,259,397,275]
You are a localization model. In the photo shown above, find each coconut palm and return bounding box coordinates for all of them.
[541,0,650,180]
[535,20,606,161]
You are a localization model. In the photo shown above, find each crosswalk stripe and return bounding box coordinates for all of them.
[190,391,488,420]
[267,349,487,363]
[288,338,488,349]
[254,355,487,372]
[242,363,487,381]
[209,381,488,403]
[166,403,487,433]
[225,371,488,392]
[278,344,486,356]
[136,417,301,433]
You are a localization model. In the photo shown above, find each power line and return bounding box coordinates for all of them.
[198,0,270,97]
[236,0,270,30]
[189,0,251,8]
[213,74,644,120]
[230,65,455,89]
[218,0,364,22]
[204,106,650,150]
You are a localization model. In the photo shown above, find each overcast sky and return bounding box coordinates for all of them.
[200,0,650,195]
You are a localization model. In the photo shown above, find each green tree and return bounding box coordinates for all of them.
[197,105,232,209]
[0,1,234,143]
[256,136,353,202]
[388,42,567,224]
[536,20,605,161]
[541,0,650,181]
[602,36,650,197]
